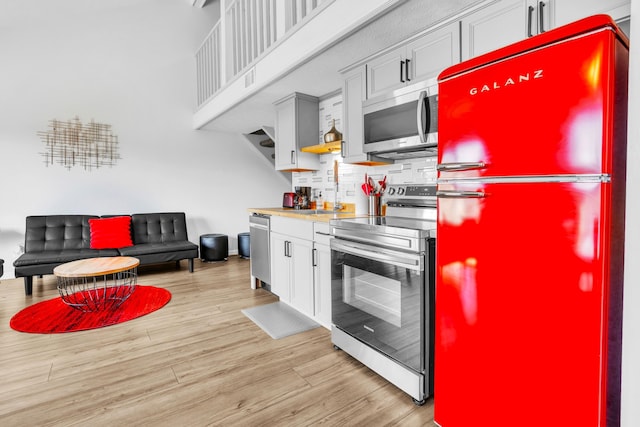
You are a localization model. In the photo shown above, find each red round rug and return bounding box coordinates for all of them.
[10,285,171,333]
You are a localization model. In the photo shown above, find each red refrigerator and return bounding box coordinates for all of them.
[434,15,628,427]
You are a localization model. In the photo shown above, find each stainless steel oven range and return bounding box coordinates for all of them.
[329,184,436,405]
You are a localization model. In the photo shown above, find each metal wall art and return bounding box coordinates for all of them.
[38,117,120,170]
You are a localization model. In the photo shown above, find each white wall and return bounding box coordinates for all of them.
[0,0,290,278]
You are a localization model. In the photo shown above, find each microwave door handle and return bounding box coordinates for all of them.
[417,90,427,143]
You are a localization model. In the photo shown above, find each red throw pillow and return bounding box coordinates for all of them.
[89,216,133,249]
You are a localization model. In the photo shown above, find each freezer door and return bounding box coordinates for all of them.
[437,26,622,179]
[434,181,614,426]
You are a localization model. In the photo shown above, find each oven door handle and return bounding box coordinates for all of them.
[331,239,423,272]
[331,227,416,251]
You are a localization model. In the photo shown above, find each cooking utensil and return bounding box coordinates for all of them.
[362,183,370,195]
[379,176,387,194]
[368,177,377,194]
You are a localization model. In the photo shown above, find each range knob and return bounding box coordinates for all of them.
[387,187,396,195]
[397,187,405,195]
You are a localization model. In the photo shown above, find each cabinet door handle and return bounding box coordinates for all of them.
[527,5,534,37]
[340,140,346,158]
[290,150,295,164]
[400,60,405,83]
[538,1,546,33]
[284,240,288,257]
[405,59,411,82]
[312,248,317,267]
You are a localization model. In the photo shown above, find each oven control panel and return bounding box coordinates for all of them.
[385,185,436,198]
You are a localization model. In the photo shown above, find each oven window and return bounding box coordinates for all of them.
[343,266,401,327]
[331,246,426,372]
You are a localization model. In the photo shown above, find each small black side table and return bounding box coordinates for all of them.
[200,234,228,262]
[238,232,250,259]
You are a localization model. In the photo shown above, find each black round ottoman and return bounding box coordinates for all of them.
[238,232,250,259]
[200,234,228,262]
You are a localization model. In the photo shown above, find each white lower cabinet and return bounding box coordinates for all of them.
[269,216,332,328]
[288,236,314,316]
[313,222,332,328]
[269,216,315,318]
[270,232,293,302]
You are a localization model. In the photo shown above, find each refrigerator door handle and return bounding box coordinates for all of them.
[437,190,486,198]
[437,161,486,171]
[417,90,427,143]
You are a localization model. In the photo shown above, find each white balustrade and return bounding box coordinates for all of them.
[195,0,327,108]
[195,22,222,107]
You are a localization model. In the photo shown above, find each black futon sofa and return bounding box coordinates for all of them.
[13,212,199,295]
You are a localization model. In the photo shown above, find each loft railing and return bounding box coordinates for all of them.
[285,0,321,30]
[226,0,278,79]
[195,21,222,106]
[195,0,328,109]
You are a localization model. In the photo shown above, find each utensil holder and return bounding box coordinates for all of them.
[368,195,382,216]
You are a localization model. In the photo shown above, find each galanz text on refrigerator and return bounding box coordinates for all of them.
[469,69,544,95]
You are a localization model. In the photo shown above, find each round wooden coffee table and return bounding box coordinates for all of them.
[53,257,139,312]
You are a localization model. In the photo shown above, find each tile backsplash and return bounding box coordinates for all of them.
[293,154,437,214]
[292,93,437,214]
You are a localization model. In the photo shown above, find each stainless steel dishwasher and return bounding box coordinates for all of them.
[249,213,271,290]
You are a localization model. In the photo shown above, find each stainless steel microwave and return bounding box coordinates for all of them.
[363,78,438,160]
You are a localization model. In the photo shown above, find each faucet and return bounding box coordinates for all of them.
[334,181,342,211]
[333,159,342,211]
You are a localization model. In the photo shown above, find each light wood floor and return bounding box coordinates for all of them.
[0,257,435,426]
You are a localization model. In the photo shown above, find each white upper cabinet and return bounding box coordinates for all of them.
[407,21,462,83]
[340,21,460,166]
[367,21,460,99]
[461,0,630,62]
[554,0,630,28]
[340,65,368,164]
[274,92,320,171]
[461,0,553,61]
[366,48,406,99]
